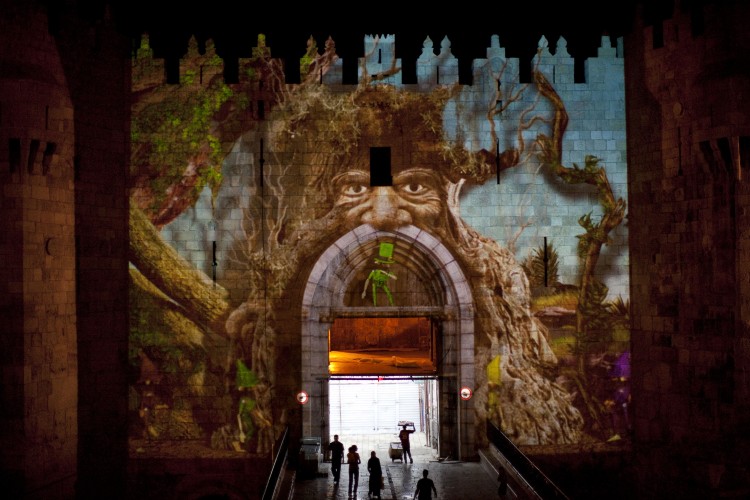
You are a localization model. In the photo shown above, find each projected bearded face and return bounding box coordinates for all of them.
[332,167,447,231]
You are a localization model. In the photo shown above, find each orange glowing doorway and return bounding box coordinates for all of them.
[328,317,439,376]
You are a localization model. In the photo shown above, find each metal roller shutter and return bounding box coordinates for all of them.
[329,379,422,434]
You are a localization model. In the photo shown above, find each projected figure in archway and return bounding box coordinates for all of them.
[362,242,397,306]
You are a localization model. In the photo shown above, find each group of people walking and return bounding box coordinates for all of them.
[329,434,383,498]
[328,429,437,499]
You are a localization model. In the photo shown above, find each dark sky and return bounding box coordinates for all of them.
[61,0,675,81]
[101,1,651,59]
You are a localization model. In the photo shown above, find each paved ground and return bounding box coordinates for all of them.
[291,433,500,500]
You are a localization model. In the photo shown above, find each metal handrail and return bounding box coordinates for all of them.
[262,425,290,500]
[486,421,569,500]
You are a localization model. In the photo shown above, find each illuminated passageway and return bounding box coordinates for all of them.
[292,433,500,499]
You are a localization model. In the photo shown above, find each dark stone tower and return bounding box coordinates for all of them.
[625,0,750,496]
[0,1,131,497]
[0,3,79,496]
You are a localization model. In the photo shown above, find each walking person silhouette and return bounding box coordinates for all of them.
[413,469,437,499]
[347,445,361,497]
[368,450,383,498]
[399,422,415,463]
[328,434,344,484]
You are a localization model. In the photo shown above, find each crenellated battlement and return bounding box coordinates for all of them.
[636,0,750,60]
[632,0,750,177]
[132,32,624,90]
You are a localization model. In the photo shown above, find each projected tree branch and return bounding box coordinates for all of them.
[534,69,628,432]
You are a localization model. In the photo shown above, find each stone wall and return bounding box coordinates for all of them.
[0,2,132,498]
[625,0,750,496]
[0,4,79,497]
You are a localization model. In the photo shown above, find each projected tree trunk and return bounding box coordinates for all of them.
[129,204,229,323]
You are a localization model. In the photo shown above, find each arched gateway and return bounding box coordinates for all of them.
[300,224,476,459]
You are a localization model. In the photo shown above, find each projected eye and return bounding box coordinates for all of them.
[402,183,425,194]
[343,184,368,196]
[394,168,441,199]
[332,171,370,203]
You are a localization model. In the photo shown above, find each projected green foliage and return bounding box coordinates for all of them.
[522,240,559,288]
[131,69,231,224]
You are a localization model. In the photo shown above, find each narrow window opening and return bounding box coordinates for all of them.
[370,147,392,186]
[9,138,21,173]
[700,137,735,178]
[42,142,56,174]
[28,139,40,173]
[378,48,382,64]
[717,137,732,175]
[257,100,265,120]
[653,21,664,49]
[739,136,750,176]
[699,140,715,174]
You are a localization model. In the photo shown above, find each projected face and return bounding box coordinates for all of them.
[332,167,445,230]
